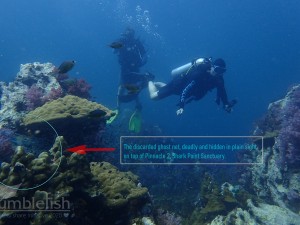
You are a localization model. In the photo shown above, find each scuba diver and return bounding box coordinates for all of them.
[148,57,237,115]
[111,27,154,132]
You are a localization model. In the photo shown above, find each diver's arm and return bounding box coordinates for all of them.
[217,86,229,106]
[216,77,236,112]
[177,80,195,115]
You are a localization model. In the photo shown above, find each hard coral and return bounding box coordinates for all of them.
[90,161,148,208]
[0,136,154,225]
[21,95,114,145]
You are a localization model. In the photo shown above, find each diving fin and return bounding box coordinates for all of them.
[106,109,119,124]
[129,110,142,133]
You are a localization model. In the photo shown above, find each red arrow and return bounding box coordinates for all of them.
[67,145,115,155]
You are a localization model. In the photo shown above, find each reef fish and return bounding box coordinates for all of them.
[57,60,75,74]
[109,41,123,49]
[88,109,106,118]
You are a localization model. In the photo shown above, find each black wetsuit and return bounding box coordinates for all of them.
[116,36,147,76]
[157,59,230,109]
[114,32,148,109]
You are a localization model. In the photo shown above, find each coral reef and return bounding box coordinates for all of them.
[201,84,300,224]
[254,84,300,168]
[277,85,300,167]
[208,199,300,225]
[249,84,300,212]
[24,84,45,110]
[21,95,115,144]
[0,62,93,129]
[186,173,251,225]
[0,137,153,225]
[0,62,60,128]
[25,85,64,111]
[60,78,91,99]
[90,161,149,208]
[2,63,300,225]
[156,209,182,225]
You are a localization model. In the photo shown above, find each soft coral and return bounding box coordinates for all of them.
[63,78,91,99]
[25,84,44,110]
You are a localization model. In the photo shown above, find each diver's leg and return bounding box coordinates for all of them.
[149,80,176,100]
[135,96,142,111]
[117,85,124,110]
[148,81,159,99]
[154,82,166,88]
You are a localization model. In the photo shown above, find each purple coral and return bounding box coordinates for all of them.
[156,209,182,225]
[25,86,65,111]
[277,86,300,167]
[25,84,44,110]
[66,78,91,99]
[43,87,64,102]
[0,128,14,162]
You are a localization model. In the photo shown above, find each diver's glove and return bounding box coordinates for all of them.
[224,99,237,113]
[176,108,184,116]
[176,101,185,115]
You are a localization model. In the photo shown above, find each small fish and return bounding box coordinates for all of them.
[123,84,140,94]
[88,109,106,118]
[108,41,123,49]
[57,60,75,74]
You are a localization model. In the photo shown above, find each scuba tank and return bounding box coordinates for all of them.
[171,57,210,78]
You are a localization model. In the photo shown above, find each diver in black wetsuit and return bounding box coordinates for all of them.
[148,57,236,115]
[113,28,154,111]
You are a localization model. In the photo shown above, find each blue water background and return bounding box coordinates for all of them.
[1,0,300,136]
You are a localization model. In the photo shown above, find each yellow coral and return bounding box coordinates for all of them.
[22,95,114,126]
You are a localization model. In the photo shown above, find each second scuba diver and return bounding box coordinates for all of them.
[148,57,237,115]
[111,27,154,132]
